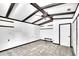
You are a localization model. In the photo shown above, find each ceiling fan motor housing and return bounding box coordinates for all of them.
[42,12,48,17]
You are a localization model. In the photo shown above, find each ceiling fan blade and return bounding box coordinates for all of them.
[30,3,46,14]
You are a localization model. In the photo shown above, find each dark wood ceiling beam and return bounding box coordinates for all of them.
[53,17,72,20]
[38,17,72,25]
[32,12,74,24]
[32,18,44,24]
[22,10,38,22]
[22,3,65,22]
[30,3,46,14]
[42,3,65,9]
[6,3,15,18]
[30,3,53,22]
[49,11,75,16]
[38,20,53,25]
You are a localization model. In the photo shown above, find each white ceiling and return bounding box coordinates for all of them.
[37,3,58,7]
[35,17,50,24]
[26,11,43,23]
[53,14,73,18]
[9,3,37,20]
[0,3,10,17]
[0,3,78,26]
[25,3,78,24]
[44,3,77,14]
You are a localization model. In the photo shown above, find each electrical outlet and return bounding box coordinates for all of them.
[8,39,10,42]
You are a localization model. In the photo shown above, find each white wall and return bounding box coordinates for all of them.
[71,5,79,56]
[77,16,79,56]
[40,19,73,44]
[72,19,77,55]
[0,18,75,51]
[72,15,79,56]
[40,29,53,40]
[0,18,40,51]
[8,21,40,48]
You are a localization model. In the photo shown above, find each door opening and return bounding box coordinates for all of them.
[59,23,71,47]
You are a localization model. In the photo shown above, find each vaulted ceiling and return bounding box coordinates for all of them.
[0,3,78,26]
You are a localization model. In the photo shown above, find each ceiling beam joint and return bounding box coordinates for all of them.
[22,3,65,22]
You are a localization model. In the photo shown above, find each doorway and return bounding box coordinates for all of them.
[59,23,71,47]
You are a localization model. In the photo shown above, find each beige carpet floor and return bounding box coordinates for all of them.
[0,40,73,56]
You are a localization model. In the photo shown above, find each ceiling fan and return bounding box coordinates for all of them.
[30,3,53,25]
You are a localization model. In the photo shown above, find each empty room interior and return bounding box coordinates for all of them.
[0,3,79,56]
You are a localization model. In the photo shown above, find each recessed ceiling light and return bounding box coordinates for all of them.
[67,8,71,11]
